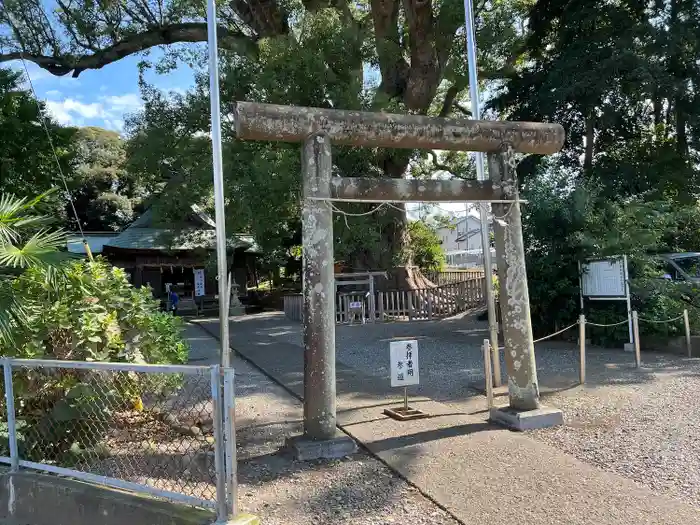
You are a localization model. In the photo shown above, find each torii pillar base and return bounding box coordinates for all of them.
[489,405,563,431]
[285,433,358,461]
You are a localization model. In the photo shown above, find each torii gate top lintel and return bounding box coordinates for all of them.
[234,101,565,155]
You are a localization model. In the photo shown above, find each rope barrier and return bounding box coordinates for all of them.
[585,319,629,328]
[637,314,684,324]
[490,311,688,348]
[533,322,579,343]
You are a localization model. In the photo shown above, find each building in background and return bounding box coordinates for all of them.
[435,213,495,269]
[66,232,120,256]
[100,204,259,301]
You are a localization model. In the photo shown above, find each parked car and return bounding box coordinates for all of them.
[658,253,700,282]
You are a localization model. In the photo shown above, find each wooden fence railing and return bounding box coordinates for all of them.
[425,269,485,285]
[283,278,486,323]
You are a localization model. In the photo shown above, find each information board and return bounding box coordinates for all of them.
[193,268,206,297]
[581,258,626,298]
[390,340,420,387]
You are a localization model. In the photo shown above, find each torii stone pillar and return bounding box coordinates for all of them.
[300,132,339,441]
[235,102,566,452]
[486,146,563,429]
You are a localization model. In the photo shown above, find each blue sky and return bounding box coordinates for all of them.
[12,47,200,133]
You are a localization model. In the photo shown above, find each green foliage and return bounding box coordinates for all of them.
[0,191,70,345]
[405,221,445,272]
[67,127,139,231]
[1,257,189,463]
[490,0,700,343]
[0,69,139,232]
[5,258,188,364]
[0,68,75,207]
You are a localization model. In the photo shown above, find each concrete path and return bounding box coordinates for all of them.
[183,323,460,524]
[193,313,700,524]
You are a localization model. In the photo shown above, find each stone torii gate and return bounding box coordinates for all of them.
[235,102,566,457]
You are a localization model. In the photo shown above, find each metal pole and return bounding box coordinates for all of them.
[206,0,230,368]
[632,310,641,368]
[578,314,586,384]
[223,368,238,518]
[483,339,494,409]
[403,387,408,411]
[3,359,19,471]
[683,309,692,357]
[210,366,227,521]
[463,0,500,387]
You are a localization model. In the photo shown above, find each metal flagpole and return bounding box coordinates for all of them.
[206,0,231,369]
[463,0,501,387]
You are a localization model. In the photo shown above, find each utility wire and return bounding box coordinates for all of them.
[19,59,93,260]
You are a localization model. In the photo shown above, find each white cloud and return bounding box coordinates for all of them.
[44,93,142,129]
[45,89,62,97]
[102,93,142,114]
[45,100,76,125]
[104,119,125,132]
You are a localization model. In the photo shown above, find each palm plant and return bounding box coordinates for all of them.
[0,191,69,345]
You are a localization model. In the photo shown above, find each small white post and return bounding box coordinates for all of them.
[684,309,692,357]
[483,339,494,408]
[578,314,586,384]
[632,310,641,368]
[624,255,633,346]
[491,342,501,388]
[369,275,376,323]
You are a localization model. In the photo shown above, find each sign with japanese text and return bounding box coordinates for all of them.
[193,269,206,297]
[390,340,420,387]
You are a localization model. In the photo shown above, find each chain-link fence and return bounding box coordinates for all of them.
[0,359,236,520]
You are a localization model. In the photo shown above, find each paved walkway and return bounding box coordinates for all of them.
[183,324,460,524]
[193,314,700,524]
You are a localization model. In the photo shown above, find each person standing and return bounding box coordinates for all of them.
[168,288,180,315]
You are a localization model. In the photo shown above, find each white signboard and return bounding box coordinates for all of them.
[581,258,626,298]
[390,340,420,387]
[349,301,363,309]
[193,269,206,297]
[579,255,633,346]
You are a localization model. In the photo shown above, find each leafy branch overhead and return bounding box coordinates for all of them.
[0,0,525,110]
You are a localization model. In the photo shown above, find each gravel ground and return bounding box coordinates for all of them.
[227,313,700,508]
[230,312,654,405]
[233,352,460,524]
[531,358,700,506]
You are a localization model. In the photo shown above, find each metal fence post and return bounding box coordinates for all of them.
[3,359,19,471]
[222,367,238,518]
[684,309,692,357]
[632,311,641,368]
[579,314,586,384]
[483,339,494,409]
[210,366,227,522]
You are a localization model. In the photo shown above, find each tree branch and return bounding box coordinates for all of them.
[0,23,258,77]
[453,102,471,116]
[428,150,457,177]
[439,83,460,117]
[371,0,409,101]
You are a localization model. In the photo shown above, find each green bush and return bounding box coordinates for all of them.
[0,257,189,463]
[5,257,188,363]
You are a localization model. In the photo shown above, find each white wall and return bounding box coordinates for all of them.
[66,235,117,254]
[436,215,486,253]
